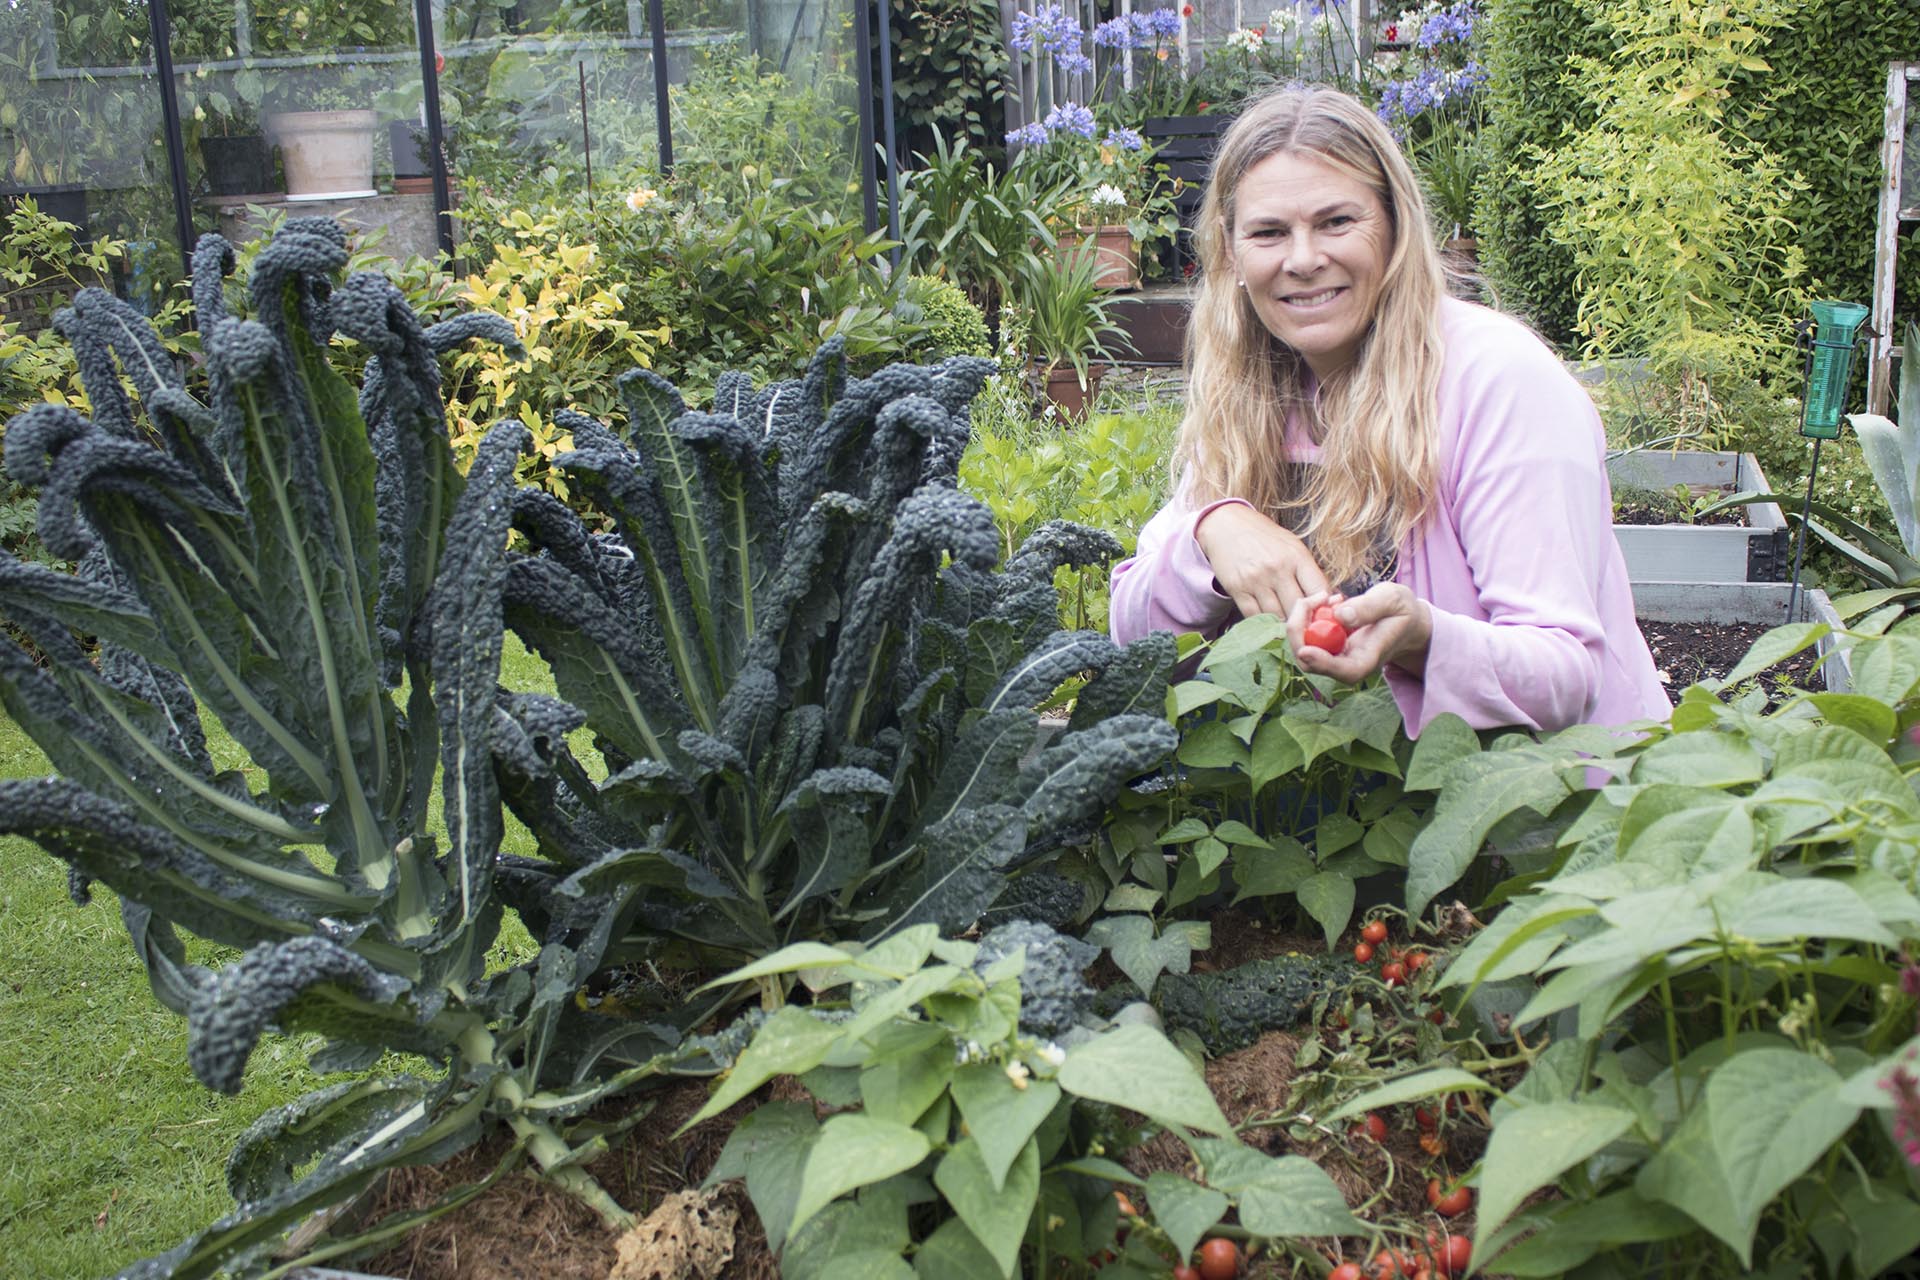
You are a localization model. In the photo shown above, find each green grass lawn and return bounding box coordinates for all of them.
[0,637,553,1279]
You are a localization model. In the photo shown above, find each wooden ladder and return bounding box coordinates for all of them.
[1869,61,1920,417]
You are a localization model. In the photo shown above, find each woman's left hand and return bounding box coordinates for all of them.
[1287,583,1433,682]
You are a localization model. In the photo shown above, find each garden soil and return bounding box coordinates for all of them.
[1639,618,1821,708]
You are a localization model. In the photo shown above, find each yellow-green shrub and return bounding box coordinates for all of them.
[441,209,671,499]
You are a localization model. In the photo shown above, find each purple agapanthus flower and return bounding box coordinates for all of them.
[1104,127,1145,151]
[1010,3,1085,55]
[1417,0,1478,48]
[1057,49,1095,74]
[1006,121,1051,146]
[1043,101,1097,138]
[1136,7,1183,39]
[1093,15,1137,48]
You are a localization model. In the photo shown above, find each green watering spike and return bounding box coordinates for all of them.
[1801,300,1869,439]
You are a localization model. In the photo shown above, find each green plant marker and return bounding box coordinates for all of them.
[1800,300,1869,439]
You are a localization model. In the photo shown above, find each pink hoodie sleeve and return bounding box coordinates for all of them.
[1380,329,1616,733]
[1108,494,1252,645]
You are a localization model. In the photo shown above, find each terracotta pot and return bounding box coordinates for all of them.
[1058,224,1140,290]
[268,109,379,200]
[1036,362,1105,419]
[1443,235,1479,266]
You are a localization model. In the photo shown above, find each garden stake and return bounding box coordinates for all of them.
[1787,301,1869,621]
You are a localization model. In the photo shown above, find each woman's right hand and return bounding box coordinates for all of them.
[1194,502,1332,620]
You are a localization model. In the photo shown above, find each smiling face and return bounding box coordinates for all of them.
[1228,149,1393,382]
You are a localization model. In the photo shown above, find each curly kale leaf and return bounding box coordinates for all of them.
[187,936,417,1094]
[975,919,1100,1040]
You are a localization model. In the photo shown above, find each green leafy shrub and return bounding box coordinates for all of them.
[459,181,918,397]
[1477,0,1920,354]
[903,272,992,359]
[884,0,1008,162]
[1529,0,1810,410]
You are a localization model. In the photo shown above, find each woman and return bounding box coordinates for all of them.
[1109,86,1668,734]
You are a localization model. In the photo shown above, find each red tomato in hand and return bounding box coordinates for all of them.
[1362,919,1389,945]
[1197,1237,1241,1280]
[1303,614,1348,654]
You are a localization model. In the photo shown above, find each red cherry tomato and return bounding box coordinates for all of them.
[1197,1236,1241,1280]
[1407,951,1431,972]
[1414,1105,1437,1132]
[1364,1111,1388,1141]
[1354,941,1376,963]
[1303,616,1348,654]
[1427,1178,1473,1217]
[1362,919,1388,945]
[1429,1233,1472,1276]
[1382,961,1408,986]
[1330,1265,1364,1280]
[1368,1249,1414,1279]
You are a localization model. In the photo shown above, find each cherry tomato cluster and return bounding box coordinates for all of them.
[1350,917,1431,988]
[1303,603,1349,655]
[1327,1232,1472,1280]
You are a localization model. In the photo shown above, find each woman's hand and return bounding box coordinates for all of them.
[1288,583,1432,682]
[1194,502,1331,620]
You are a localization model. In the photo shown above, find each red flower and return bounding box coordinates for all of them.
[1197,100,1211,111]
[1385,23,1398,40]
[1181,4,1193,16]
[435,52,446,74]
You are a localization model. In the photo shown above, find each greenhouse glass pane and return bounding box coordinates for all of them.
[0,1,180,313]
[669,0,863,220]
[441,0,662,197]
[169,1,440,262]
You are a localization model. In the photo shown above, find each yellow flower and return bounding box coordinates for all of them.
[625,186,658,212]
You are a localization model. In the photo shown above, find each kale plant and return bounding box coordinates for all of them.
[0,221,705,1277]
[489,344,1179,1020]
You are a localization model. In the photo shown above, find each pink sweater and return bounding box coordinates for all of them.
[1110,297,1670,735]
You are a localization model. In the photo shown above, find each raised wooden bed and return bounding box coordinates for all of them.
[1608,450,1791,583]
[1633,581,1850,692]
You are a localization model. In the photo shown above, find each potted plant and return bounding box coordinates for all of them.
[265,57,383,199]
[195,66,275,197]
[1017,243,1132,418]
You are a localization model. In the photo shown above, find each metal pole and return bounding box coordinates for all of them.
[851,0,880,235]
[1789,437,1821,624]
[412,0,456,259]
[647,0,674,173]
[578,61,595,213]
[147,0,198,282]
[875,0,900,257]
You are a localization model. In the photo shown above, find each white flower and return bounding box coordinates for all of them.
[625,186,658,212]
[1267,8,1298,31]
[1035,1042,1067,1069]
[1090,182,1128,210]
[1226,25,1266,50]
[1006,1060,1031,1090]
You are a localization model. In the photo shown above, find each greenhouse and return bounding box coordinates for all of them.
[5,1,1920,1278]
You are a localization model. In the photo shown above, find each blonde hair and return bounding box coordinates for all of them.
[1175,85,1449,588]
